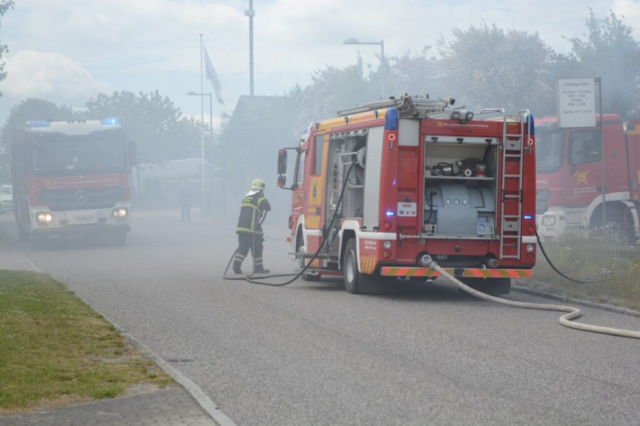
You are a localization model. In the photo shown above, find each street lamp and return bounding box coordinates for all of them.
[343,38,385,98]
[187,91,213,188]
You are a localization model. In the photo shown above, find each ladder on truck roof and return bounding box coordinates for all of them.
[337,96,452,118]
[480,109,531,260]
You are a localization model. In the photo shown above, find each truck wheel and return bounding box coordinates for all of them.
[112,230,127,246]
[31,235,46,250]
[296,236,320,281]
[343,239,361,293]
[343,239,397,294]
[460,277,511,296]
[592,205,634,245]
[17,224,29,241]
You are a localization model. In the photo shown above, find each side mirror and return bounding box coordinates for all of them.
[277,175,287,188]
[277,149,288,175]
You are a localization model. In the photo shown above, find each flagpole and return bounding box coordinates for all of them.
[199,34,205,210]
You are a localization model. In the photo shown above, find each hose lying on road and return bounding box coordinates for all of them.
[424,256,640,339]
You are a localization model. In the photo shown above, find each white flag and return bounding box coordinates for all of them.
[203,45,225,106]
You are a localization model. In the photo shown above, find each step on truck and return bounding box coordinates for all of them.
[11,118,137,245]
[536,114,640,244]
[277,96,537,295]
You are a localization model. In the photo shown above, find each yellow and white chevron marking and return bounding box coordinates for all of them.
[360,256,377,274]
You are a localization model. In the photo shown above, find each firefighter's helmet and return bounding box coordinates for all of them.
[251,178,266,191]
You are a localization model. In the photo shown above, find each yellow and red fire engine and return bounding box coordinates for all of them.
[277,96,536,294]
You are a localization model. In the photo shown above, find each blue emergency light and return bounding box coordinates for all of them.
[385,107,399,130]
[386,211,395,217]
[29,121,51,128]
[102,117,120,125]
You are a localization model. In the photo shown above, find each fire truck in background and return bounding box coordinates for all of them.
[535,115,640,244]
[277,96,537,295]
[11,118,137,245]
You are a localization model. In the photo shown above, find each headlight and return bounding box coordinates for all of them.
[37,212,53,223]
[383,241,392,249]
[542,215,556,226]
[526,244,535,253]
[112,208,128,218]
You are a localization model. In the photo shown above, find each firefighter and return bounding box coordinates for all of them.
[233,178,271,274]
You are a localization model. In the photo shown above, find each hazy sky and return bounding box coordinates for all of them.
[2,0,639,126]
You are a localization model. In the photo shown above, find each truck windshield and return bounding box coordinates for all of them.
[535,128,565,173]
[31,135,127,176]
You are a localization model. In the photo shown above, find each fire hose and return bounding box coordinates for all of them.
[221,164,638,338]
[222,161,358,286]
[424,256,640,339]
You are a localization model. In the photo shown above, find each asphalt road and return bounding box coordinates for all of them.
[2,212,640,426]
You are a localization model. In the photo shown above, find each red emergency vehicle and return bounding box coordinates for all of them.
[11,118,136,245]
[535,115,640,244]
[277,96,536,294]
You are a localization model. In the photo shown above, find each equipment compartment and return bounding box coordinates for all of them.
[423,136,499,238]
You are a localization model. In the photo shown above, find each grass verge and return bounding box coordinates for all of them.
[0,270,172,414]
[519,236,640,312]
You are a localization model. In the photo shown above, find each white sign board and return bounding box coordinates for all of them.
[397,202,417,217]
[557,78,597,128]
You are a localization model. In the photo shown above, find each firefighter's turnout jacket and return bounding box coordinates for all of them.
[236,191,271,234]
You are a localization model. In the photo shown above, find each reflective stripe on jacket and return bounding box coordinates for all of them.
[236,192,271,234]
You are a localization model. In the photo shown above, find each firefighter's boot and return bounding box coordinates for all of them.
[233,253,245,274]
[254,257,269,274]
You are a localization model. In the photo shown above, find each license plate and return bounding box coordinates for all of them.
[75,215,93,223]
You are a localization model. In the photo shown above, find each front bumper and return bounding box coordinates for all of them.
[30,204,130,236]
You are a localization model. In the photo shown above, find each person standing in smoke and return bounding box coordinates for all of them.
[178,178,192,221]
[233,178,271,274]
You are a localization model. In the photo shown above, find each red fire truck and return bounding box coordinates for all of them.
[277,96,536,295]
[11,118,136,245]
[535,115,640,244]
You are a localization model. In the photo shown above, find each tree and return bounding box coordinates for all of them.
[289,57,374,135]
[0,0,14,97]
[0,98,76,182]
[437,22,555,115]
[84,91,205,164]
[567,10,640,118]
[388,47,446,100]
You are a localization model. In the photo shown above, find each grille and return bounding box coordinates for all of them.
[37,187,126,212]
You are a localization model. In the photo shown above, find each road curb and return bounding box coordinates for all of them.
[11,245,238,426]
[512,285,640,319]
[118,330,237,426]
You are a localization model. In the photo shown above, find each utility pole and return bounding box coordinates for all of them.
[245,0,255,96]
[199,34,205,196]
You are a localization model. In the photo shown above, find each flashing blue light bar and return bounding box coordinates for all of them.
[524,215,533,220]
[29,121,51,128]
[386,211,395,217]
[527,114,535,135]
[385,107,399,130]
[102,117,120,126]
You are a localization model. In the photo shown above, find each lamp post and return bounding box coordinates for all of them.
[187,91,213,213]
[343,38,385,98]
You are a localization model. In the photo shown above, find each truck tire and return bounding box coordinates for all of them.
[460,277,511,296]
[342,239,397,295]
[591,205,634,245]
[17,223,29,241]
[343,239,362,293]
[296,235,321,281]
[111,230,127,246]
